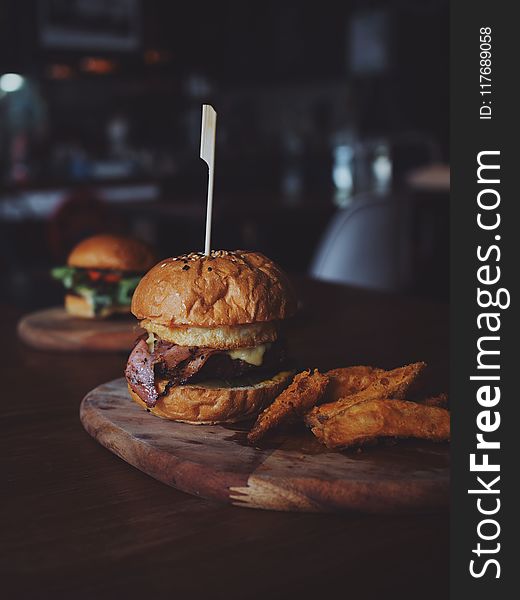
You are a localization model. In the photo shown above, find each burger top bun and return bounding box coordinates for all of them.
[67,234,156,272]
[131,250,297,327]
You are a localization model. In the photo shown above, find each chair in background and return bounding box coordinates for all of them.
[310,194,413,293]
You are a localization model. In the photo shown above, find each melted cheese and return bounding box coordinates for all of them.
[146,331,156,353]
[227,343,270,366]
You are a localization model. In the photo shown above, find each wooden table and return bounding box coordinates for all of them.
[2,278,449,599]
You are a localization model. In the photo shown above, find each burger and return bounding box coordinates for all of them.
[52,234,156,318]
[124,250,297,424]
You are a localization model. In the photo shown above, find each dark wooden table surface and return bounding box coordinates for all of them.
[1,278,449,600]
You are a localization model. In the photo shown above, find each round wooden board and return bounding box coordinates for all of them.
[80,378,450,513]
[18,307,143,352]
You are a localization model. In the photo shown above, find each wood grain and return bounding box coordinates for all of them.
[2,278,450,599]
[80,378,449,513]
[17,306,143,352]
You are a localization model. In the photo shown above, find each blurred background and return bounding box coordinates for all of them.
[0,0,449,309]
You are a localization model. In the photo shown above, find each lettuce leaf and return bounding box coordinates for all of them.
[52,266,142,312]
[51,266,76,289]
[117,276,141,305]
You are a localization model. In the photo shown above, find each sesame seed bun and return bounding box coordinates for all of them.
[127,370,294,424]
[131,250,297,328]
[67,234,156,272]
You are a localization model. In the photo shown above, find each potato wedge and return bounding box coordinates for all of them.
[309,398,450,449]
[306,362,426,426]
[324,366,385,402]
[248,369,329,444]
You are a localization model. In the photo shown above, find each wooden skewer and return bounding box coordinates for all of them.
[200,104,217,256]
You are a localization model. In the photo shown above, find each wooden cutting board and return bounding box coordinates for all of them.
[80,378,449,513]
[18,307,143,352]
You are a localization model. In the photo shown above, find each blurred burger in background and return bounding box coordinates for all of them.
[125,250,297,424]
[52,234,156,318]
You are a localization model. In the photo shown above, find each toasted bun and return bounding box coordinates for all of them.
[67,234,156,272]
[131,250,297,328]
[65,294,131,319]
[128,370,293,424]
[140,319,277,349]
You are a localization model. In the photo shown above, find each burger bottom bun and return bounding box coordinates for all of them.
[128,370,294,424]
[65,294,131,319]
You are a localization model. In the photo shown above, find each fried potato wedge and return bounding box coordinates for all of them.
[306,362,426,426]
[309,399,450,449]
[248,369,329,445]
[324,366,385,402]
